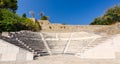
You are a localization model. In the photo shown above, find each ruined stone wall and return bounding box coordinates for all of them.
[42,23,120,35]
[37,20,111,32]
[40,23,110,32]
[29,18,37,23]
[34,20,120,34]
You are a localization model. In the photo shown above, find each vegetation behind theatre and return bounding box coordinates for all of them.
[0,0,40,32]
[90,5,120,25]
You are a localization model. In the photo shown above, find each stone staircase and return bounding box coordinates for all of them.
[74,37,109,56]
[1,31,50,59]
[1,36,32,52]
[42,32,109,56]
[0,31,110,57]
[46,40,68,54]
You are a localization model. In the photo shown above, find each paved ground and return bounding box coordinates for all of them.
[0,55,120,64]
[37,55,120,64]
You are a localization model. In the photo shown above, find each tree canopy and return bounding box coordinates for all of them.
[0,9,40,32]
[0,0,41,32]
[22,13,27,18]
[0,0,18,12]
[40,16,49,20]
[90,5,120,25]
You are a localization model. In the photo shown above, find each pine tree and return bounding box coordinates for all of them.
[0,0,18,12]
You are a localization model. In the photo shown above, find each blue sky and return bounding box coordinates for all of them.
[17,0,119,25]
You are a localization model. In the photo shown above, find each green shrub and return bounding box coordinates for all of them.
[0,9,40,32]
[90,5,120,25]
[40,16,49,20]
[49,26,52,29]
[0,9,23,32]
[21,18,40,31]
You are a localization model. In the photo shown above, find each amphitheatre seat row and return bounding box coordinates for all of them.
[0,31,112,57]
[42,32,108,55]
